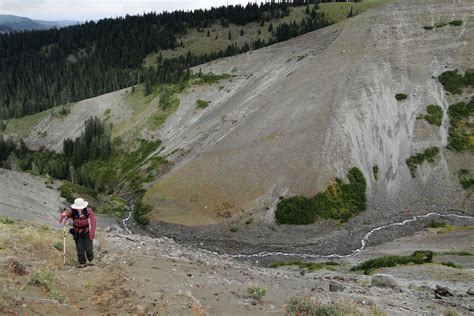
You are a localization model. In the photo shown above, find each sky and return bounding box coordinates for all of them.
[0,0,258,21]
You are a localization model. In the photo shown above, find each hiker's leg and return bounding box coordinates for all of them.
[84,237,94,262]
[75,237,86,264]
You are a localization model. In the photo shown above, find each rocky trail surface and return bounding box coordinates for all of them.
[1,217,473,315]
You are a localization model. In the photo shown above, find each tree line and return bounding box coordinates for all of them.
[0,1,328,119]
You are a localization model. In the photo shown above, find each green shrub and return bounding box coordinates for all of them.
[196,99,210,109]
[426,220,447,228]
[350,250,433,274]
[0,216,15,224]
[438,70,474,95]
[270,261,339,272]
[449,20,463,26]
[447,100,474,152]
[275,167,366,225]
[372,165,379,180]
[247,286,266,301]
[230,226,239,232]
[423,104,443,126]
[395,93,408,101]
[435,22,447,28]
[458,169,474,190]
[405,147,440,178]
[30,271,66,303]
[286,293,353,316]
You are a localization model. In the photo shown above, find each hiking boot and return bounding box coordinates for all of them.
[76,263,86,268]
[87,261,95,266]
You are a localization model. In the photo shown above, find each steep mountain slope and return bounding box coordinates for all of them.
[2,0,473,249]
[143,0,473,226]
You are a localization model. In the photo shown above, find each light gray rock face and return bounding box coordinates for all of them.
[0,168,62,226]
[143,0,474,225]
[372,274,398,288]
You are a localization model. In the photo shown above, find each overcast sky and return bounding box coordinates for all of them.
[1,0,258,21]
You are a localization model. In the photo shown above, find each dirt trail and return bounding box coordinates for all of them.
[1,218,473,315]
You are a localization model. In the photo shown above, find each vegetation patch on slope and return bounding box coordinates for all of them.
[438,70,474,95]
[350,250,434,274]
[275,167,366,225]
[457,169,474,190]
[446,99,474,152]
[395,93,408,101]
[422,104,443,127]
[405,147,440,178]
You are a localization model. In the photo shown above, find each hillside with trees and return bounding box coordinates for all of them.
[0,1,331,119]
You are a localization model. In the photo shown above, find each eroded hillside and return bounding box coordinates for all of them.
[2,0,473,247]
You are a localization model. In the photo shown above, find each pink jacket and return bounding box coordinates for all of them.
[60,207,96,240]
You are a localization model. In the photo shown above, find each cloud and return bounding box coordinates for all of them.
[0,0,254,21]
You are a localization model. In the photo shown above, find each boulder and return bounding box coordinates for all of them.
[329,281,344,292]
[371,274,398,288]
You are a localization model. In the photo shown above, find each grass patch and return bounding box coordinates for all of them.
[423,104,443,126]
[438,70,474,95]
[196,99,210,109]
[30,271,66,303]
[350,250,433,274]
[319,0,392,24]
[440,261,463,269]
[149,112,169,129]
[436,251,473,256]
[435,22,447,28]
[446,99,474,152]
[405,146,440,178]
[276,167,366,225]
[247,285,266,301]
[449,20,463,26]
[436,224,474,234]
[458,169,474,190]
[229,226,239,233]
[0,216,15,224]
[395,93,408,101]
[286,292,381,316]
[372,165,379,180]
[270,260,339,272]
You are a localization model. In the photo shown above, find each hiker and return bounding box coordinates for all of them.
[60,198,96,268]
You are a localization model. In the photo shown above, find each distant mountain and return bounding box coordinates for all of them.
[0,14,81,32]
[0,24,13,34]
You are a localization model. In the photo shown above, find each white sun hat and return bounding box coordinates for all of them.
[71,198,88,210]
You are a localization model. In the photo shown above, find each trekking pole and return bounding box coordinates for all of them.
[63,221,66,265]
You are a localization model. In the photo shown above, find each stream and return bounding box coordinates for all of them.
[122,209,474,259]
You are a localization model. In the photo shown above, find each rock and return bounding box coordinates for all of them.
[467,289,474,296]
[434,285,453,298]
[7,259,28,276]
[251,300,258,306]
[329,282,344,292]
[371,274,398,288]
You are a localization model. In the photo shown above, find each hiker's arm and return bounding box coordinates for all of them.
[59,209,71,224]
[89,209,96,240]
